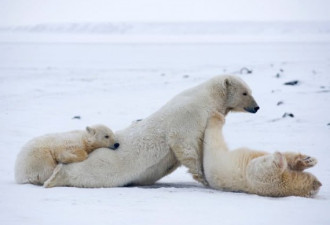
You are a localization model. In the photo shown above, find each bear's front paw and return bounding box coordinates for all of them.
[292,155,317,171]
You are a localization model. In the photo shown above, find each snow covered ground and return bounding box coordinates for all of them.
[0,24,330,224]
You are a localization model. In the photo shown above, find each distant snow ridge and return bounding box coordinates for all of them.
[1,22,330,35]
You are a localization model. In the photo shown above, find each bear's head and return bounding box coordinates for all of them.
[86,125,120,151]
[220,76,260,114]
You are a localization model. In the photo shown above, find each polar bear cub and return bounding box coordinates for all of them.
[203,112,322,197]
[15,125,119,185]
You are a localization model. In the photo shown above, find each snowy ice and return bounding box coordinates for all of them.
[0,21,330,225]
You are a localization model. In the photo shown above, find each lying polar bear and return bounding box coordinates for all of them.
[203,112,322,197]
[15,125,119,185]
[44,75,259,188]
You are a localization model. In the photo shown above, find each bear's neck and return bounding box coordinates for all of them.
[204,82,229,115]
[214,97,229,116]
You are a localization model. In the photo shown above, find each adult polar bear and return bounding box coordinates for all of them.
[44,75,259,188]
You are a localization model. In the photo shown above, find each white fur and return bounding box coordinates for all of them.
[15,125,117,185]
[203,113,322,197]
[44,75,259,188]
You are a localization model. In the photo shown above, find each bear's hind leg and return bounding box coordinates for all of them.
[43,164,63,188]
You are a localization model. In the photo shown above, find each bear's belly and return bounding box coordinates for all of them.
[129,149,179,185]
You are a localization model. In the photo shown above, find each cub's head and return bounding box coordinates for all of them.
[219,75,259,114]
[86,125,120,151]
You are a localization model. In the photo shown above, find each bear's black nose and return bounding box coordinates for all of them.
[114,143,120,149]
[254,106,260,112]
[109,143,120,150]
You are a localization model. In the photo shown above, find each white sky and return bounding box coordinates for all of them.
[0,0,330,26]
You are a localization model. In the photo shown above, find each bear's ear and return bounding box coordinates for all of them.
[86,126,96,135]
[224,78,231,88]
[220,78,231,96]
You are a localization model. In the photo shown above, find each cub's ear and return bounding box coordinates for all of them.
[86,126,96,135]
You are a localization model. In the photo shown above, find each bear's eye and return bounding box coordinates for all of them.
[104,135,109,139]
[242,92,247,96]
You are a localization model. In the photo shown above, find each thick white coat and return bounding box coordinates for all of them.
[44,75,259,188]
[203,113,322,197]
[15,125,117,185]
